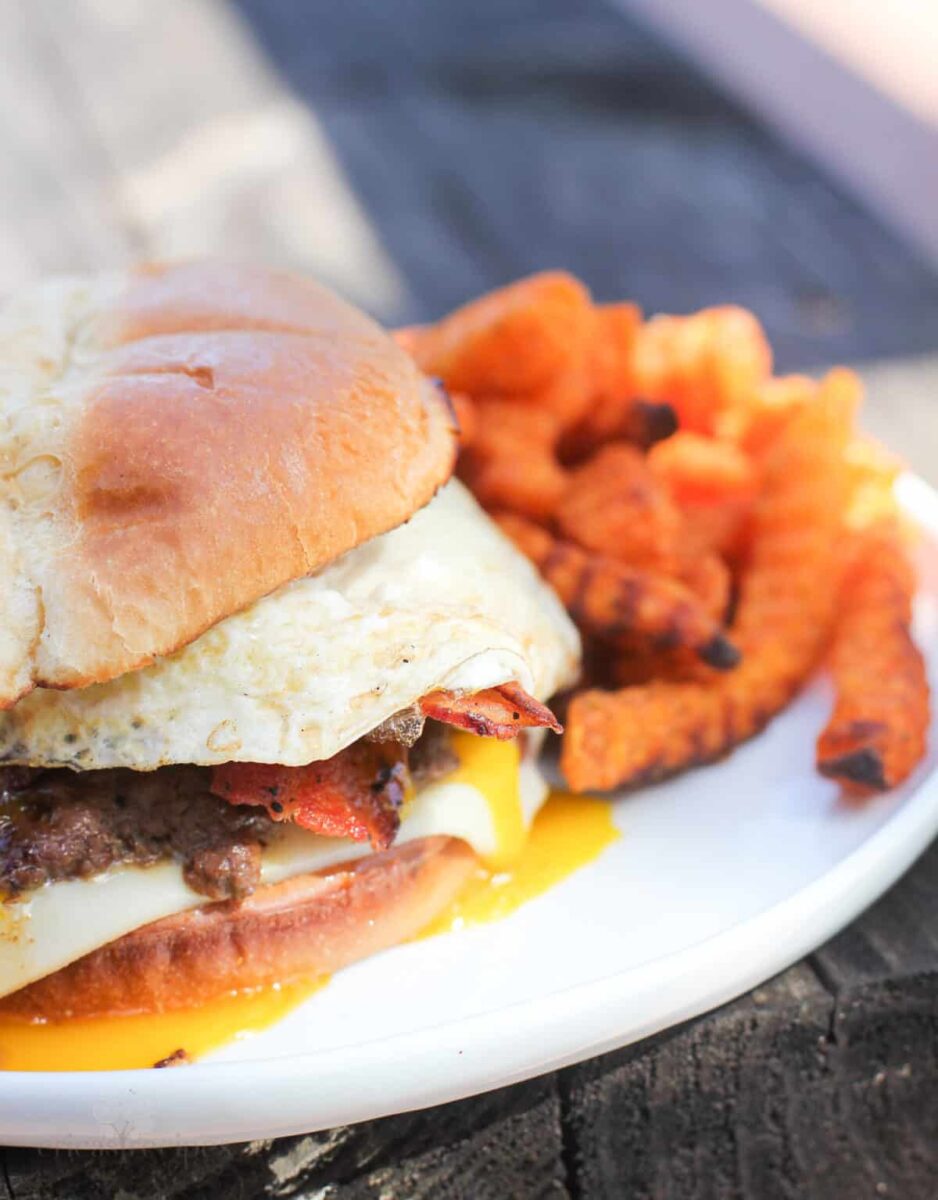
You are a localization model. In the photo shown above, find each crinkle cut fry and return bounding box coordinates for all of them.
[556,442,683,573]
[496,513,739,670]
[648,431,758,506]
[562,304,679,458]
[554,441,732,616]
[562,370,858,791]
[457,399,568,520]
[632,305,772,434]
[400,272,593,397]
[817,524,929,793]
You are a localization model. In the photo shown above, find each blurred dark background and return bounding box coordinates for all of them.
[233,0,938,369]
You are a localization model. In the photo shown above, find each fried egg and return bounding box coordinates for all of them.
[0,481,579,770]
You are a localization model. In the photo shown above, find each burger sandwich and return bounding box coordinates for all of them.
[0,261,579,1024]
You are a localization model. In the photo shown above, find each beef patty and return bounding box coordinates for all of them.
[0,766,273,902]
[0,723,460,903]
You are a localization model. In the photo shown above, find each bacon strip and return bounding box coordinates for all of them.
[210,742,407,851]
[211,683,558,844]
[419,682,562,740]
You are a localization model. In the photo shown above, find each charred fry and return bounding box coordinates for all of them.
[817,523,928,793]
[678,551,732,623]
[632,306,772,434]
[556,442,683,573]
[562,305,681,458]
[562,370,857,790]
[621,400,679,450]
[496,513,739,669]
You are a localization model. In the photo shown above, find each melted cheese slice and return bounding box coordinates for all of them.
[0,732,545,1000]
[0,481,579,771]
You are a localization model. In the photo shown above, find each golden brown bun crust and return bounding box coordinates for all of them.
[0,261,456,704]
[0,836,477,1020]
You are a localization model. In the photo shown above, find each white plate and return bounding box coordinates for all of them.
[2,475,938,1150]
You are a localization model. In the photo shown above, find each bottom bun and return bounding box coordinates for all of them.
[0,836,478,1021]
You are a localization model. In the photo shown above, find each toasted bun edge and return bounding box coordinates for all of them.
[0,836,477,1020]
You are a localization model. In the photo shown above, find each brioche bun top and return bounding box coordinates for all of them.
[0,260,457,706]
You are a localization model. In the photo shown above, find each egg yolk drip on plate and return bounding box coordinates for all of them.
[0,733,618,1072]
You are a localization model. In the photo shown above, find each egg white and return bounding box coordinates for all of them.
[0,481,579,771]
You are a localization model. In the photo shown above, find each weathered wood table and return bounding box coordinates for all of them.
[1,0,937,1195]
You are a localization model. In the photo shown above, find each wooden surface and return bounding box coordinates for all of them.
[1,0,937,1195]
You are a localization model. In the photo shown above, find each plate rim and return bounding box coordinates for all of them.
[0,471,936,1149]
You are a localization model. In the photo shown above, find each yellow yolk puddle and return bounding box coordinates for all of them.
[420,789,620,938]
[424,733,620,937]
[0,976,330,1072]
[0,731,619,1071]
[445,731,527,870]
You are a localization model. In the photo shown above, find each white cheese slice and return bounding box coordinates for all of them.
[0,754,548,1000]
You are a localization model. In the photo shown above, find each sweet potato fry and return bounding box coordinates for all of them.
[720,374,815,454]
[556,443,683,572]
[632,306,772,434]
[562,369,857,790]
[401,272,593,396]
[677,499,753,565]
[679,551,732,623]
[557,442,738,614]
[560,305,693,459]
[554,304,641,458]
[522,360,593,430]
[817,523,928,793]
[563,400,678,463]
[462,454,568,521]
[590,303,642,404]
[469,398,561,454]
[648,432,758,507]
[496,513,739,669]
[458,399,567,520]
[844,435,903,531]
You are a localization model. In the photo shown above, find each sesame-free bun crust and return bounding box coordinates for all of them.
[0,836,477,1020]
[0,261,456,706]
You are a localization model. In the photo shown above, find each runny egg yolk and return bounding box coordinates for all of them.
[420,732,619,936]
[0,977,331,1073]
[444,730,528,870]
[0,732,618,1072]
